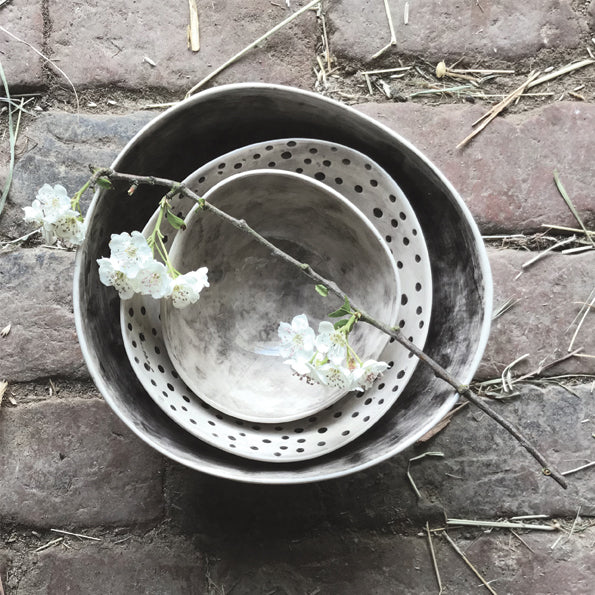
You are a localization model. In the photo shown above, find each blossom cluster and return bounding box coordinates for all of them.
[23,184,86,246]
[97,231,209,308]
[278,314,388,392]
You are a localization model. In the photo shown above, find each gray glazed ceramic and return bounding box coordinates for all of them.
[74,83,492,484]
[161,170,400,423]
[118,140,432,463]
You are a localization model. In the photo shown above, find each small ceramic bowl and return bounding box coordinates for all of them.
[160,170,400,423]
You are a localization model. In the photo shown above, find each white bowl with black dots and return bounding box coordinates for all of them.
[119,140,433,462]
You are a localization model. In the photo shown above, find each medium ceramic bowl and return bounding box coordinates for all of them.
[161,169,400,423]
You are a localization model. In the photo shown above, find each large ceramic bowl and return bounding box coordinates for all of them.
[74,84,492,484]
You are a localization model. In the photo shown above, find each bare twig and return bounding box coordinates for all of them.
[185,0,320,96]
[89,167,569,489]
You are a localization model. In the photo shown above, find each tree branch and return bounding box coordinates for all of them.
[90,167,568,488]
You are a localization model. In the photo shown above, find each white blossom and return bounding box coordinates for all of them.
[107,231,153,277]
[23,184,85,245]
[352,359,389,391]
[53,211,87,246]
[134,259,173,299]
[97,257,137,299]
[170,268,210,308]
[315,320,348,364]
[278,313,316,362]
[23,184,71,225]
[312,361,356,390]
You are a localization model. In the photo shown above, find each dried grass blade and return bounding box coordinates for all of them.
[34,537,63,553]
[50,528,102,541]
[562,461,595,477]
[471,71,539,127]
[441,532,498,595]
[447,518,555,531]
[457,71,539,148]
[548,221,595,235]
[185,0,320,96]
[407,452,445,498]
[417,402,468,443]
[0,380,7,408]
[553,171,595,248]
[527,59,595,89]
[492,297,520,320]
[425,522,443,594]
[520,235,577,269]
[383,0,397,45]
[187,0,200,52]
[0,26,79,113]
[0,59,15,217]
[568,288,595,352]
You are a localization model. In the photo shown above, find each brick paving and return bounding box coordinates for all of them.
[1,0,594,593]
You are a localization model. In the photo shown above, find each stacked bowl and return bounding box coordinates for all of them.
[74,84,492,483]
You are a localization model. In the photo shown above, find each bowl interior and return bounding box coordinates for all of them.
[161,170,400,423]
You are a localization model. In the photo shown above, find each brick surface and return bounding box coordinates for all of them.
[480,249,595,380]
[0,399,164,527]
[47,0,317,92]
[356,101,595,234]
[409,383,595,518]
[0,248,85,382]
[0,0,44,89]
[165,383,593,534]
[329,0,584,63]
[0,111,154,241]
[15,537,205,595]
[207,528,595,595]
[4,103,593,241]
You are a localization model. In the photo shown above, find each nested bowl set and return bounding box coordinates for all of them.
[74,84,492,484]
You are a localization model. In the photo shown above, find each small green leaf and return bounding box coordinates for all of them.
[96,177,113,189]
[328,296,351,318]
[166,210,187,230]
[315,284,329,297]
[333,319,349,330]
